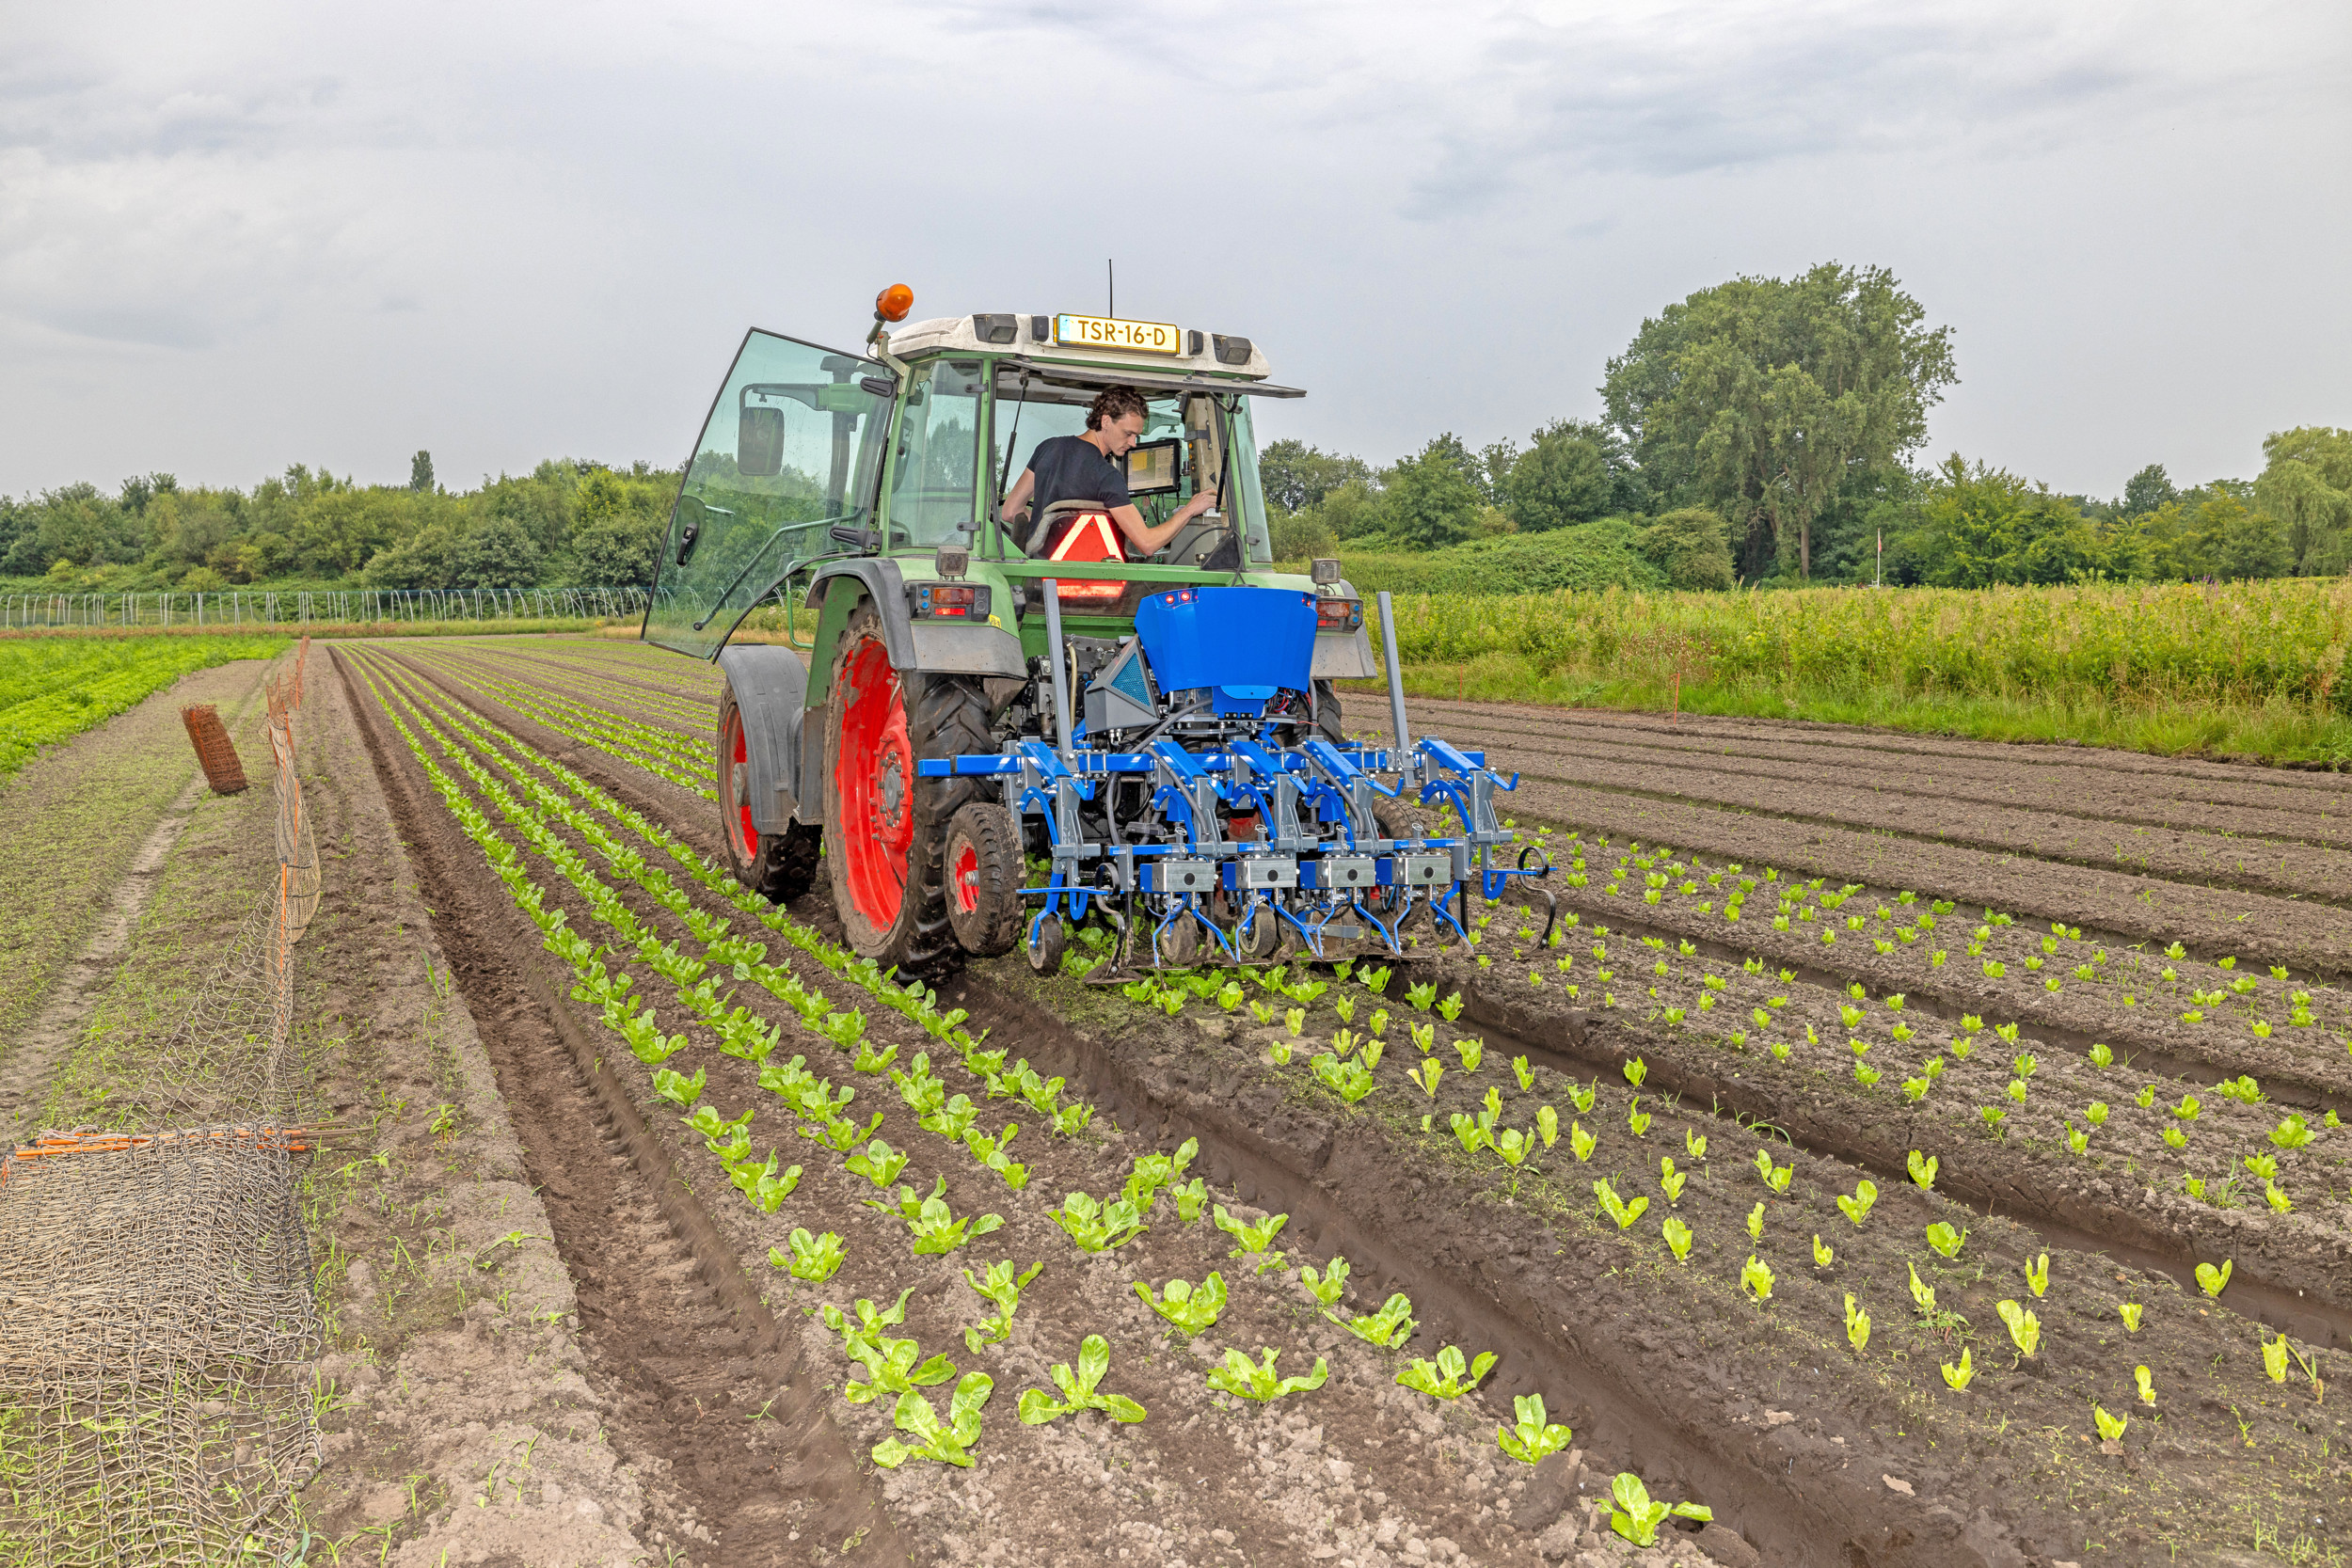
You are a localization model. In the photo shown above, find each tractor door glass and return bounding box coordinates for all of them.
[884,358,984,547]
[1226,398,1276,564]
[645,329,891,659]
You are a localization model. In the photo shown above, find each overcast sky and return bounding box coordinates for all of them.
[3,0,2346,502]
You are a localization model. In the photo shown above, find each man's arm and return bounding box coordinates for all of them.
[998,468,1036,524]
[1112,485,1218,556]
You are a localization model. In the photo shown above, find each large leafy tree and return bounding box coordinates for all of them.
[2254,427,2352,575]
[1257,439,1371,515]
[1384,436,1483,547]
[1502,420,1624,531]
[1603,263,1956,580]
[2122,463,2177,516]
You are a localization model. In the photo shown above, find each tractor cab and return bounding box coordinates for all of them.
[644,288,1539,976]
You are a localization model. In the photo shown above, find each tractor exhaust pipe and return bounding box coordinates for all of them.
[1376,590,1411,756]
[1042,579,1076,762]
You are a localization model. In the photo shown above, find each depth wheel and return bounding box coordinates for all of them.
[1025,915,1066,975]
[943,801,1024,958]
[718,684,818,901]
[1157,910,1202,968]
[821,602,990,973]
[1238,902,1282,961]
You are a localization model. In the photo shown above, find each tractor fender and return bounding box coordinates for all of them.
[717,644,809,831]
[806,558,1025,677]
[1311,576,1379,679]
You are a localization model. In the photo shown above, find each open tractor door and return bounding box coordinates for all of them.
[646,287,1548,978]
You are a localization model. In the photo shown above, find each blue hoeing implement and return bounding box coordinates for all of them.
[917,585,1552,973]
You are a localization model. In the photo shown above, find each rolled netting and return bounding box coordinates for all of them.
[0,639,329,1565]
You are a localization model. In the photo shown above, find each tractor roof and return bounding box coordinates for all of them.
[884,314,1295,397]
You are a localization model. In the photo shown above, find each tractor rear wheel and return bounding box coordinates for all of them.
[943,801,1024,957]
[719,684,818,901]
[821,602,990,972]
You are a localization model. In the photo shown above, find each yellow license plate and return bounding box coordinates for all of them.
[1054,313,1183,355]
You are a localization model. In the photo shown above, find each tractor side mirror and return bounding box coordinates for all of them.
[739,405,786,478]
[1310,557,1342,585]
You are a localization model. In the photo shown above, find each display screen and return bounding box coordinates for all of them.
[1124,438,1182,496]
[1054,313,1183,355]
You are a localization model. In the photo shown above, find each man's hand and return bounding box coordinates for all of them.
[1184,484,1219,518]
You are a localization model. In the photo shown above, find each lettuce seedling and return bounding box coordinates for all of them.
[2134,1085,2156,1110]
[1136,1272,1227,1335]
[920,1093,979,1140]
[1569,1120,1597,1162]
[1406,981,1437,1011]
[652,1066,706,1109]
[846,1138,910,1188]
[1408,1059,1444,1098]
[1495,1395,1573,1465]
[1659,1157,1686,1203]
[1493,1128,1533,1168]
[1843,1292,1870,1354]
[1627,1100,1651,1137]
[2136,1364,2155,1404]
[2119,1303,2143,1332]
[1053,1191,1148,1252]
[2195,1259,2232,1299]
[1836,1180,1877,1227]
[1925,1222,1967,1259]
[1538,1105,1560,1148]
[1449,1112,1491,1155]
[1941,1348,1975,1391]
[1907,1262,1937,1318]
[2025,1253,2049,1298]
[735,1155,803,1213]
[1661,1216,1693,1262]
[1410,1022,1436,1053]
[840,1334,957,1404]
[1019,1334,1147,1426]
[1313,1052,1376,1103]
[2093,1404,2128,1443]
[811,1111,885,1154]
[1513,1055,1534,1092]
[960,1259,1042,1351]
[1051,1101,1095,1136]
[1593,1179,1647,1231]
[1745,1201,1764,1243]
[770,1227,845,1283]
[2090,1042,2113,1068]
[1299,1256,1350,1308]
[1168,1177,1208,1222]
[2264,1332,2292,1385]
[871,1372,993,1469]
[1454,1037,1484,1073]
[1740,1255,1775,1303]
[1811,1234,1834,1268]
[1437,991,1465,1022]
[1398,1344,1496,1401]
[1334,996,1356,1025]
[2064,1124,2089,1155]
[2272,1115,2314,1149]
[1568,1078,1598,1114]
[1213,1205,1288,1256]
[1996,1300,2040,1357]
[1608,1471,1712,1545]
[1206,1347,1327,1402]
[1623,1056,1647,1088]
[1752,1148,1792,1196]
[1343,1292,1417,1347]
[1120,1138,1200,1212]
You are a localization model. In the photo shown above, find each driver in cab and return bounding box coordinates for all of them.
[998,386,1217,559]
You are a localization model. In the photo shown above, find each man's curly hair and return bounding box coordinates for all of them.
[1085,386,1149,431]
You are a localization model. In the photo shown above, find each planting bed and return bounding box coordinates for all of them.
[316,636,2352,1568]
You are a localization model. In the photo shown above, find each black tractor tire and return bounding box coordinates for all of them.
[1313,678,1345,747]
[718,683,819,901]
[820,601,992,974]
[942,801,1025,957]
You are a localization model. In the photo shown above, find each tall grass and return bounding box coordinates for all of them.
[1365,580,2352,763]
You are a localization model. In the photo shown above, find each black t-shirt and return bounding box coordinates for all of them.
[1025,435,1130,554]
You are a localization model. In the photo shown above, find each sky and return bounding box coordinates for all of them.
[2,0,2346,501]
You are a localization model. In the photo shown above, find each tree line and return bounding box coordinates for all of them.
[1266,261,2352,590]
[0,451,676,594]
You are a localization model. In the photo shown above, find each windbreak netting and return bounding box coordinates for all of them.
[0,641,329,1565]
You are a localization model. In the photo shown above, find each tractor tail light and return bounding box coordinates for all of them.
[909,582,991,620]
[1316,596,1363,634]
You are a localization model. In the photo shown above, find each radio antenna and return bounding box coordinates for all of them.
[1107,259,1114,319]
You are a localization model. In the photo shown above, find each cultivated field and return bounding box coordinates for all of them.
[9,629,2344,1566]
[298,634,2350,1568]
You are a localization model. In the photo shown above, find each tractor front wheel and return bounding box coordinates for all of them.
[821,603,990,972]
[718,684,818,902]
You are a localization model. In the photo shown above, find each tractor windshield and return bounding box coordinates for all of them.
[986,372,1273,565]
[645,329,892,659]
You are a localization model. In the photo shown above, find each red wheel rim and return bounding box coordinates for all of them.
[951,841,979,914]
[835,639,914,929]
[725,709,756,860]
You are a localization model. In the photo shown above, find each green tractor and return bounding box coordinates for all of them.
[646,286,1531,976]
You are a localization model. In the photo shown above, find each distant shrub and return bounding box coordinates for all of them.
[1638,508,1736,592]
[1283,518,1670,596]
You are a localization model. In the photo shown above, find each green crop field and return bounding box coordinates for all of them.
[1357,578,2352,764]
[0,634,290,778]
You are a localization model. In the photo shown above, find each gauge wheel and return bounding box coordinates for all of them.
[943,801,1024,957]
[1238,902,1283,961]
[1025,914,1066,975]
[718,682,818,901]
[1156,907,1203,968]
[821,602,990,972]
